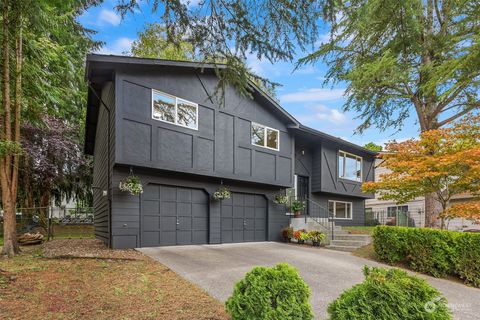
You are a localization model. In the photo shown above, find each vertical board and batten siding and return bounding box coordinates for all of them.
[294,142,369,226]
[110,167,290,248]
[113,67,294,188]
[312,140,375,198]
[93,82,115,245]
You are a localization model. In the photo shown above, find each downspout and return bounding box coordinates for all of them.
[88,82,113,248]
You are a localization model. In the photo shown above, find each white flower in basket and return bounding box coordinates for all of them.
[274,194,288,205]
[213,185,231,200]
[119,175,143,196]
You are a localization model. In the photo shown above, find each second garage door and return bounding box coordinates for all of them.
[221,192,267,243]
[141,184,208,247]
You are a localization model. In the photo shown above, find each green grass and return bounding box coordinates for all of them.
[343,226,376,235]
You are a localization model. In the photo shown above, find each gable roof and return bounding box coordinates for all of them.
[84,54,376,156]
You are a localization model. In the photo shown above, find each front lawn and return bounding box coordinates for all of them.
[343,226,376,235]
[0,239,228,319]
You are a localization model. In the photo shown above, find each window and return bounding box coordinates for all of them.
[152,90,198,130]
[251,122,279,150]
[338,151,362,182]
[328,200,353,219]
[387,205,408,218]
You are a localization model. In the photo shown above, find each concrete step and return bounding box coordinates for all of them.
[334,234,372,242]
[330,239,369,247]
[325,245,359,252]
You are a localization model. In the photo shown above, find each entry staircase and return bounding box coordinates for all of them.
[289,197,372,252]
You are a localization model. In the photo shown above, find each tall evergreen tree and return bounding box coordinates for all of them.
[0,0,99,256]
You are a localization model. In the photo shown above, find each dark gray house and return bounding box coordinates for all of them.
[84,54,376,249]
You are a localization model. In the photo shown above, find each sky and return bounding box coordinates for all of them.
[78,0,421,148]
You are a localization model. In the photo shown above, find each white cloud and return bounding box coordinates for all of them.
[280,88,345,103]
[96,37,134,55]
[295,65,317,75]
[310,104,348,124]
[98,9,121,26]
[295,104,349,127]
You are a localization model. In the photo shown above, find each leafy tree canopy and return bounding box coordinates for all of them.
[116,0,320,99]
[129,21,279,99]
[364,142,382,152]
[131,23,196,61]
[299,0,480,133]
[362,115,480,227]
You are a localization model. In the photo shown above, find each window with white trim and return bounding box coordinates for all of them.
[152,89,198,130]
[338,151,362,182]
[387,205,408,218]
[328,200,353,219]
[251,122,279,150]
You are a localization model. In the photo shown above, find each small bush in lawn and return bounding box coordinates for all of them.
[225,263,313,320]
[328,266,452,320]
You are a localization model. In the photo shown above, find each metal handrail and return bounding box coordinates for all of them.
[305,197,335,240]
[287,196,335,240]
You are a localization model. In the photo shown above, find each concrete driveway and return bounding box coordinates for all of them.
[139,242,479,320]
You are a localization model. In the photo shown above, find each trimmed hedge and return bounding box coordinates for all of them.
[225,263,313,320]
[373,226,480,287]
[328,266,452,320]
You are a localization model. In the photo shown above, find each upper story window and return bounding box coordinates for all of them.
[251,122,279,151]
[338,150,362,182]
[152,89,198,130]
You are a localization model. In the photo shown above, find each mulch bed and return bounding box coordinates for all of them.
[42,239,145,260]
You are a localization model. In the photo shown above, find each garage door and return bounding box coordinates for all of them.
[141,184,208,247]
[221,192,267,243]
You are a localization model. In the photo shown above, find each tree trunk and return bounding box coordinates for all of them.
[424,193,442,228]
[0,0,20,256]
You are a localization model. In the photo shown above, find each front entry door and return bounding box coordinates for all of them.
[296,175,309,215]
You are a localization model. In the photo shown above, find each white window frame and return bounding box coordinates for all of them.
[151,89,199,130]
[338,150,363,182]
[251,122,280,151]
[328,200,353,220]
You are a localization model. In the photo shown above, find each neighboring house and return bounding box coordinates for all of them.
[366,156,477,230]
[84,54,376,249]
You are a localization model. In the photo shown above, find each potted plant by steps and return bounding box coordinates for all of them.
[293,229,307,244]
[290,200,306,217]
[307,230,326,247]
[281,227,293,242]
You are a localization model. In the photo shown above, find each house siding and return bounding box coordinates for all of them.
[113,67,294,188]
[92,82,115,246]
[315,140,374,198]
[110,166,290,249]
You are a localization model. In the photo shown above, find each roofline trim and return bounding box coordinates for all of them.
[296,125,379,156]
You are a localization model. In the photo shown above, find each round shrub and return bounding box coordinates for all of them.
[328,266,452,320]
[225,263,313,320]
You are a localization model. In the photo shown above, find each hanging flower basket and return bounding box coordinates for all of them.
[119,175,143,196]
[213,185,231,201]
[274,194,288,205]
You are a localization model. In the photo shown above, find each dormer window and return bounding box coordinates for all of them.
[338,150,362,182]
[152,89,198,130]
[251,122,279,151]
